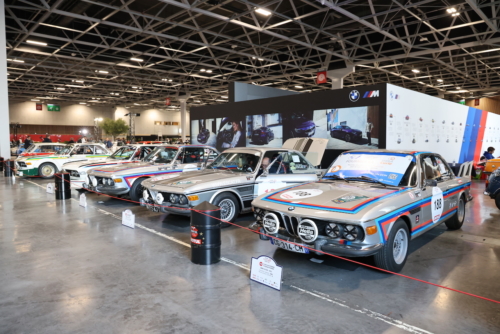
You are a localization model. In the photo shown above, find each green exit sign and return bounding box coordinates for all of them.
[47,104,60,112]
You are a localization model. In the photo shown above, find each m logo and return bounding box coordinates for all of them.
[363,90,379,98]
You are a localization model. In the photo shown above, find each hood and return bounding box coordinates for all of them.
[282,137,328,167]
[89,162,152,175]
[253,181,410,221]
[143,169,252,193]
[63,158,111,169]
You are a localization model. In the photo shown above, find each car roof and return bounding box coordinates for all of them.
[344,149,431,155]
[222,147,299,154]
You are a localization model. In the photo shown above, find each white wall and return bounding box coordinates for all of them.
[114,106,190,137]
[9,101,114,125]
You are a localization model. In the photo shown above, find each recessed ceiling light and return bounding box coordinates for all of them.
[255,8,271,16]
[27,40,47,46]
[130,57,144,62]
[295,85,303,89]
[411,69,420,73]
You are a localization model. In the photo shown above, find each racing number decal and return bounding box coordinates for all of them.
[431,187,444,223]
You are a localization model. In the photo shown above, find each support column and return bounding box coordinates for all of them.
[327,66,355,90]
[178,93,191,142]
[0,1,11,159]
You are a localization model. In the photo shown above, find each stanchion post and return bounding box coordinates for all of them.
[54,173,71,200]
[190,201,221,265]
[4,160,14,177]
[0,157,4,172]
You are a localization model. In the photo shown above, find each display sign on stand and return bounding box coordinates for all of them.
[122,209,135,228]
[250,255,283,291]
[79,193,87,208]
[46,183,55,194]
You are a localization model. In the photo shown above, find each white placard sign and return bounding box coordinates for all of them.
[122,209,135,229]
[46,183,55,194]
[431,187,444,223]
[79,193,87,208]
[250,255,283,291]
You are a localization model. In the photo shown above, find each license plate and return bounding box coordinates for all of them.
[17,171,23,176]
[271,238,309,254]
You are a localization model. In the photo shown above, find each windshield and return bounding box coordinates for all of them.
[25,144,37,153]
[207,152,260,173]
[144,147,178,163]
[323,152,416,187]
[109,146,137,160]
[57,145,75,155]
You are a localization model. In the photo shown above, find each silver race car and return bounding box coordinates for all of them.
[62,144,160,189]
[140,138,328,226]
[87,145,219,201]
[250,150,472,272]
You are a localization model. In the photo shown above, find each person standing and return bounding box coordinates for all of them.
[365,118,374,146]
[68,137,75,144]
[43,135,52,143]
[24,136,32,150]
[105,137,113,149]
[484,147,496,160]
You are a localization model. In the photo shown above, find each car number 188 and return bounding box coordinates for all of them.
[271,238,309,254]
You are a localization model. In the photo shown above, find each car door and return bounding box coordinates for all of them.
[434,154,460,215]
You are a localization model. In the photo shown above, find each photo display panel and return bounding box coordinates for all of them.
[190,84,387,166]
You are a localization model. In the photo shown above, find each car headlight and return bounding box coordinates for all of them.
[179,195,187,205]
[325,223,341,238]
[494,168,500,176]
[143,189,149,199]
[80,171,87,176]
[343,225,361,241]
[169,193,179,204]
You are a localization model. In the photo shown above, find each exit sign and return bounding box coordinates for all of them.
[47,104,60,112]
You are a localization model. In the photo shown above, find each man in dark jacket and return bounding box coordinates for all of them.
[68,137,75,144]
[484,147,496,160]
[24,136,32,149]
[43,135,52,143]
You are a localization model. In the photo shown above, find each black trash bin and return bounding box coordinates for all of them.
[4,160,15,177]
[190,201,221,265]
[54,172,71,200]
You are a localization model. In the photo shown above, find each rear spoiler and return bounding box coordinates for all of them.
[282,138,328,167]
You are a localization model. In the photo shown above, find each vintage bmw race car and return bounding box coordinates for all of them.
[15,143,111,178]
[62,144,160,189]
[86,145,219,201]
[485,168,500,210]
[17,143,66,157]
[250,150,473,272]
[140,138,328,226]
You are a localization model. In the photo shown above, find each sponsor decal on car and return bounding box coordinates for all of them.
[332,194,369,204]
[280,189,323,200]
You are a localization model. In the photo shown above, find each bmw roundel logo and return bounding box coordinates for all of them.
[349,90,360,102]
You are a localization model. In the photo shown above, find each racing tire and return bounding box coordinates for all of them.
[39,162,58,179]
[496,196,500,211]
[212,193,240,228]
[129,177,148,203]
[374,219,409,273]
[445,195,466,230]
[344,133,352,142]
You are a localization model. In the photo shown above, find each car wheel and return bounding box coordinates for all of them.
[345,133,352,142]
[445,195,466,230]
[496,196,500,210]
[129,177,148,202]
[213,193,240,228]
[39,163,58,178]
[374,219,409,273]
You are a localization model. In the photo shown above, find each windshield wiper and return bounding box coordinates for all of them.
[322,174,349,183]
[345,176,388,187]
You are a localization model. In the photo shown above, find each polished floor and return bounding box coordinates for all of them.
[1,176,499,334]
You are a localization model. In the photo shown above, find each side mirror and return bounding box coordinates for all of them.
[425,179,437,187]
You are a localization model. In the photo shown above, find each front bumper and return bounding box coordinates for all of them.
[250,222,383,257]
[16,167,38,177]
[90,185,130,195]
[140,198,192,216]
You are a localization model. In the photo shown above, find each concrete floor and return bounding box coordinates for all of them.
[1,176,500,334]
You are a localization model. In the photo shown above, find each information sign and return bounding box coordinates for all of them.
[122,209,135,228]
[250,255,283,291]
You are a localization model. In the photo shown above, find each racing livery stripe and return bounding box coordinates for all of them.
[122,169,200,187]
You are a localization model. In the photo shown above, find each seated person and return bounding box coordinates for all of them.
[268,154,286,174]
[257,157,270,176]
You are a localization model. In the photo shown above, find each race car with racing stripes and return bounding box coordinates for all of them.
[62,144,161,189]
[250,150,473,272]
[86,145,219,201]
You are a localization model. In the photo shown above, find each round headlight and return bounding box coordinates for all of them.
[143,189,149,199]
[343,225,359,241]
[169,193,179,204]
[179,195,187,205]
[297,219,318,243]
[325,223,341,238]
[104,178,109,185]
[262,213,280,234]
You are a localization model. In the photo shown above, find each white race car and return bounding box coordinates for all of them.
[62,144,160,189]
[15,143,111,178]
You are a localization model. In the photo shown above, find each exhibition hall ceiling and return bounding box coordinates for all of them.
[5,0,500,108]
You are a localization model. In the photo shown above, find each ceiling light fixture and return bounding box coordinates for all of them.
[132,86,137,88]
[130,57,144,62]
[200,69,206,72]
[27,40,47,46]
[97,70,108,74]
[56,87,65,90]
[255,8,271,16]
[31,99,40,101]
[206,70,213,73]
[446,8,457,13]
[437,79,443,82]
[295,85,303,88]
[13,59,24,63]
[411,69,420,73]
[79,102,86,105]
[258,58,264,61]
[221,96,228,99]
